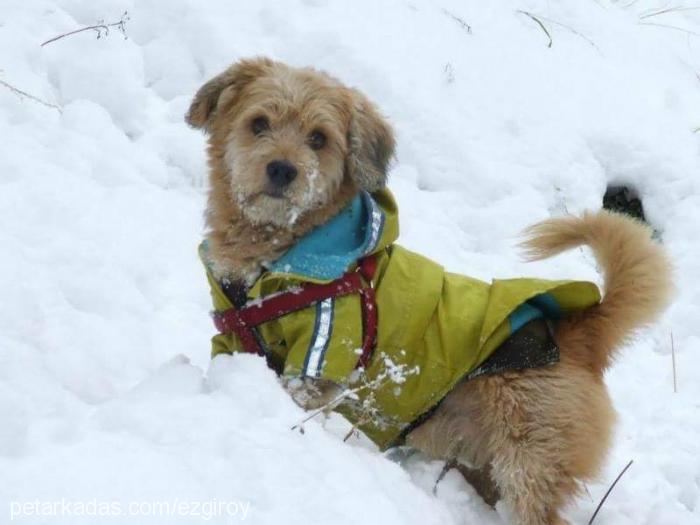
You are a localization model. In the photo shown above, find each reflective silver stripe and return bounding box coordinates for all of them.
[364,193,385,255]
[303,298,334,378]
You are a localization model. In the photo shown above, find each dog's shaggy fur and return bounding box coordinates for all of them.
[188,58,673,525]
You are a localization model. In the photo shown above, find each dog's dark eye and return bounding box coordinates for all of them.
[251,116,269,136]
[308,130,326,150]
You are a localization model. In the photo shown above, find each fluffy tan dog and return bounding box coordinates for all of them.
[187,57,673,525]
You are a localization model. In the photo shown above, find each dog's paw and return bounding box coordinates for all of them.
[282,376,343,411]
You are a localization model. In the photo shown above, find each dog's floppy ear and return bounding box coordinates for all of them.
[185,57,273,132]
[346,89,396,192]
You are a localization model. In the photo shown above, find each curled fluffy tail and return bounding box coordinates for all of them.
[520,210,673,373]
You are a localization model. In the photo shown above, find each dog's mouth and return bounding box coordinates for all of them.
[241,188,288,203]
[237,185,317,228]
[263,187,287,199]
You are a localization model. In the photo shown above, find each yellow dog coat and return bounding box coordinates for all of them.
[201,189,600,449]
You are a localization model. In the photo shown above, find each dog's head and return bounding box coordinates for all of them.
[187,57,395,228]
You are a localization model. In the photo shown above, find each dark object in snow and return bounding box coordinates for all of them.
[588,459,634,524]
[603,186,646,223]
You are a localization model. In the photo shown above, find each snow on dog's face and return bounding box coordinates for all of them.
[187,58,395,229]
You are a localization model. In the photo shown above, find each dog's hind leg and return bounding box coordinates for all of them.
[421,354,614,524]
[409,404,573,524]
[406,408,498,504]
[488,438,576,525]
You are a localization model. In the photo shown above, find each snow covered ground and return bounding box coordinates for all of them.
[1,0,699,523]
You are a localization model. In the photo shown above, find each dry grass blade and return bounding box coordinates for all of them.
[518,10,553,48]
[0,78,61,112]
[529,13,601,53]
[588,459,634,524]
[638,21,700,37]
[671,331,678,393]
[442,9,472,34]
[640,6,700,20]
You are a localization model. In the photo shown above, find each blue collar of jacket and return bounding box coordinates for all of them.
[265,191,386,281]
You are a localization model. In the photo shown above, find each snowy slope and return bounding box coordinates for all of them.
[1,0,699,523]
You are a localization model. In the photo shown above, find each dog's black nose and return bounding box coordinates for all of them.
[266,160,298,187]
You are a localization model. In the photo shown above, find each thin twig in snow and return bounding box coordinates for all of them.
[0,78,61,112]
[41,11,129,47]
[638,21,700,37]
[433,459,458,495]
[442,9,472,34]
[588,459,634,525]
[517,10,553,48]
[640,6,700,20]
[342,426,358,442]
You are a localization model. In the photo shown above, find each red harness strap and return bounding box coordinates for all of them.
[213,256,378,370]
